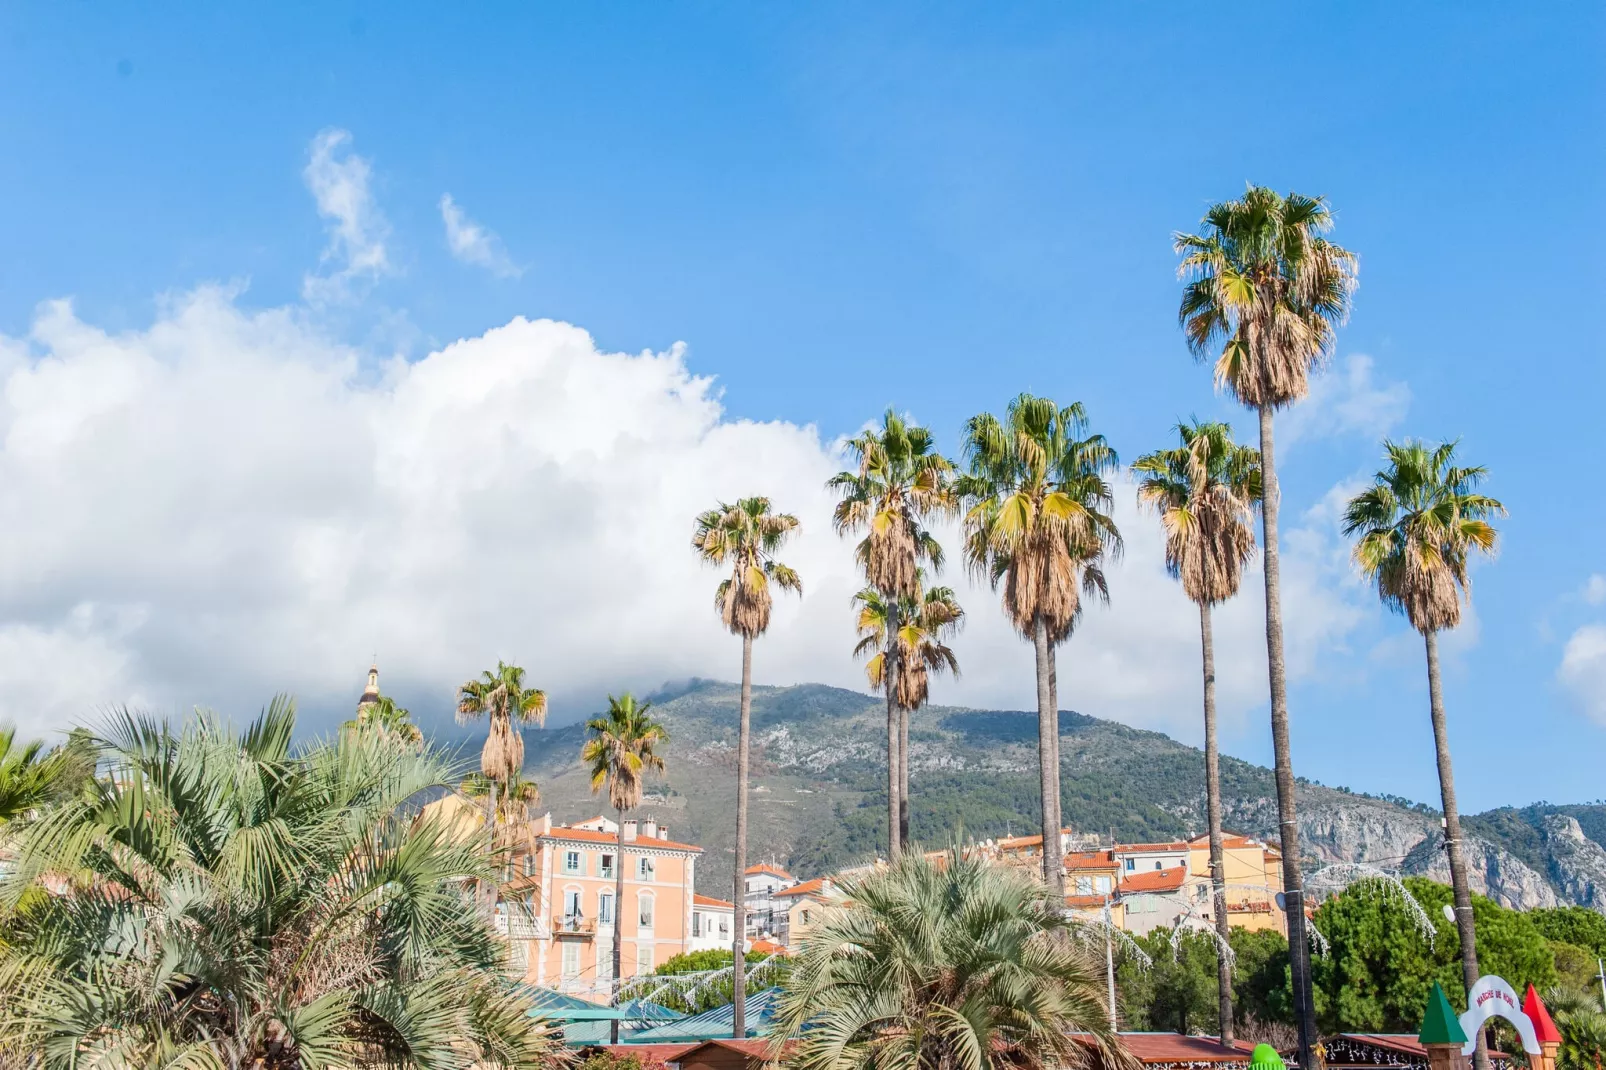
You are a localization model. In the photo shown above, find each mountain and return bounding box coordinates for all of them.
[514,679,1606,912]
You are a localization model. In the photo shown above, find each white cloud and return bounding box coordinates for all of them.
[1558,624,1606,725]
[1281,354,1411,450]
[0,289,1375,746]
[1583,574,1606,606]
[439,194,521,278]
[302,129,393,304]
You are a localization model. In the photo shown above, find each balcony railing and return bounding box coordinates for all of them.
[491,910,551,941]
[553,914,597,936]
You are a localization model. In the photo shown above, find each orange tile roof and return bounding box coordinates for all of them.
[744,862,793,879]
[598,1044,697,1063]
[993,826,1075,850]
[1070,1033,1256,1065]
[693,893,734,909]
[773,877,833,898]
[1188,832,1277,851]
[541,825,702,853]
[1064,894,1111,908]
[1115,841,1191,852]
[1119,866,1188,895]
[750,938,788,955]
[1064,850,1117,870]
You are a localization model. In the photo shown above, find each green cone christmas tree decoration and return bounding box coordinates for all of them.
[1418,981,1469,1045]
[1249,1043,1286,1070]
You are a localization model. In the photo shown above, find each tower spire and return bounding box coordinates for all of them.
[357,662,381,712]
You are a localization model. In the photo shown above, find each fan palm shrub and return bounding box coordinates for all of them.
[1133,419,1260,1044]
[0,698,556,1069]
[958,394,1120,897]
[775,846,1132,1070]
[1175,185,1357,1064]
[829,411,956,858]
[692,495,802,1037]
[1343,439,1504,1035]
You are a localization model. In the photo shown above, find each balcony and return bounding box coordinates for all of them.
[491,910,551,941]
[553,914,597,937]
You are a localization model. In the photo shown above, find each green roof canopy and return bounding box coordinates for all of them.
[1419,981,1470,1045]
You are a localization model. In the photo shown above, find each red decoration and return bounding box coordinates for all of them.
[1522,983,1563,1045]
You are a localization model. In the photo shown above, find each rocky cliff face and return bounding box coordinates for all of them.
[1541,815,1606,909]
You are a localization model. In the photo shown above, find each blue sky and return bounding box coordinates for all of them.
[1,4,1602,814]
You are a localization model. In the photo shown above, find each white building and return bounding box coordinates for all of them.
[688,894,735,953]
[742,862,797,940]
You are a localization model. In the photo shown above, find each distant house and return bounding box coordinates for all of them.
[742,862,797,941]
[1117,865,1191,935]
[1064,848,1124,925]
[773,877,845,951]
[688,894,735,953]
[1183,833,1285,936]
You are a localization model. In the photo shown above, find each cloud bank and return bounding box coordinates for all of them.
[0,289,1376,744]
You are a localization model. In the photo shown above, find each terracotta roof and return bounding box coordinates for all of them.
[1336,1035,1428,1058]
[749,938,787,955]
[1065,894,1111,909]
[1070,1033,1255,1065]
[993,826,1075,850]
[1119,867,1188,895]
[542,825,702,853]
[1115,841,1192,853]
[693,894,734,909]
[670,1038,797,1063]
[1065,849,1118,870]
[773,877,834,898]
[597,1043,696,1063]
[744,862,792,879]
[1188,832,1281,855]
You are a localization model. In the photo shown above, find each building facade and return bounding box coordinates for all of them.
[742,862,797,941]
[689,894,736,953]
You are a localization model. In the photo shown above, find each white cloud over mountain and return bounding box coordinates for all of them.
[0,287,1377,744]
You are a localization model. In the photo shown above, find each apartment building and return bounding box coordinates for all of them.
[742,862,797,941]
[1063,849,1124,926]
[689,894,736,953]
[1183,833,1285,935]
[773,877,844,951]
[424,796,702,1001]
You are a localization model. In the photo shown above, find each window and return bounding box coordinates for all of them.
[563,889,582,918]
[692,911,703,937]
[1095,876,1111,894]
[637,946,653,975]
[1153,861,1162,871]
[561,942,581,978]
[600,854,615,879]
[1075,876,1092,896]
[563,851,581,875]
[637,856,655,881]
[638,894,655,930]
[1124,858,1135,871]
[718,916,729,938]
[523,854,536,877]
[800,908,812,925]
[597,943,613,980]
[599,893,615,925]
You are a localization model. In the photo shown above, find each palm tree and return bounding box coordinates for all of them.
[344,693,425,746]
[1543,986,1606,1070]
[456,660,548,817]
[582,693,669,1042]
[852,578,963,841]
[775,845,1132,1070]
[0,725,93,826]
[958,394,1120,898]
[1343,439,1503,1050]
[1175,185,1357,1064]
[692,496,803,1038]
[0,700,557,1068]
[828,410,956,860]
[1133,420,1261,1046]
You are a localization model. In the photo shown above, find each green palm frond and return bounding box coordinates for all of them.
[693,495,804,638]
[582,693,669,815]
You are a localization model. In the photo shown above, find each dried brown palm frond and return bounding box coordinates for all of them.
[695,496,803,638]
[1134,420,1261,607]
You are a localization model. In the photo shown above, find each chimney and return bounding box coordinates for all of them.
[536,813,552,835]
[623,819,638,842]
[642,819,658,840]
[658,826,670,842]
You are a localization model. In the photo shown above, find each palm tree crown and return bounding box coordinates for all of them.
[0,726,93,826]
[958,394,1121,638]
[1175,185,1358,409]
[1133,420,1261,606]
[582,693,669,815]
[852,581,963,711]
[1342,439,1503,634]
[457,660,548,785]
[828,409,957,598]
[347,693,424,746]
[775,847,1130,1070]
[693,496,804,638]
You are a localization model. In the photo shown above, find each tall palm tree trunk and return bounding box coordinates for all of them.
[1033,613,1065,898]
[885,600,902,859]
[1256,404,1317,1066]
[1048,642,1062,875]
[899,704,911,846]
[1426,629,1488,1070]
[1200,600,1234,1046]
[732,633,753,1039]
[611,808,625,1044]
